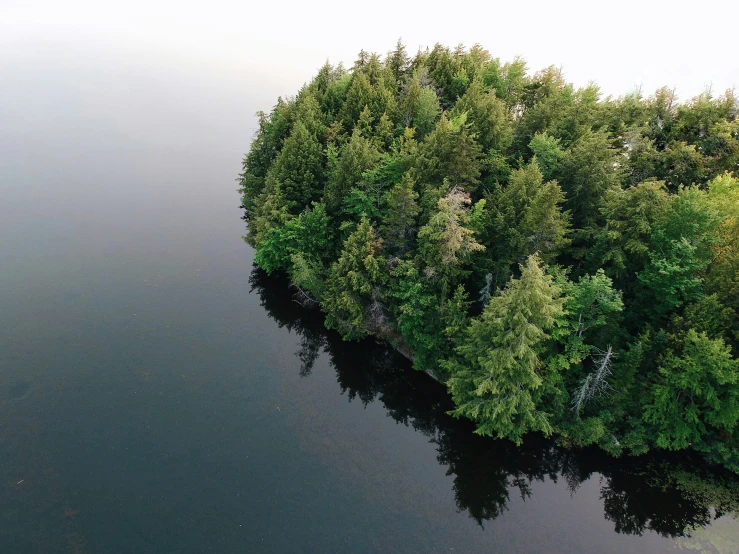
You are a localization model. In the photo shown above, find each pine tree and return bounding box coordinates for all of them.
[341,72,374,131]
[559,128,621,235]
[411,113,482,192]
[324,129,380,213]
[518,179,571,261]
[445,254,565,443]
[322,217,386,340]
[416,187,485,287]
[451,78,512,152]
[644,330,739,451]
[268,120,325,213]
[482,159,550,272]
[594,179,670,279]
[387,38,410,84]
[380,174,420,256]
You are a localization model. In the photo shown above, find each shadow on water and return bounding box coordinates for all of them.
[249,266,739,539]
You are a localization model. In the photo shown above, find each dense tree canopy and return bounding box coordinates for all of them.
[239,41,739,471]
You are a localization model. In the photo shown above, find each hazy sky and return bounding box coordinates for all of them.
[2,0,738,103]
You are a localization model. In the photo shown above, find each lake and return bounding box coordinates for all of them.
[1,40,737,553]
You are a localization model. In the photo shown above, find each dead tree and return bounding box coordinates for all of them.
[571,345,614,416]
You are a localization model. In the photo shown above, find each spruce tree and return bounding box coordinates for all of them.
[323,217,386,340]
[645,330,739,451]
[324,129,380,213]
[268,120,325,212]
[380,174,420,256]
[445,254,565,443]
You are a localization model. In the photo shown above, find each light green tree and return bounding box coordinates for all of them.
[444,254,565,443]
[416,187,485,288]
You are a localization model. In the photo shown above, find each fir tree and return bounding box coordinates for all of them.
[323,217,386,340]
[445,255,565,443]
[380,174,420,256]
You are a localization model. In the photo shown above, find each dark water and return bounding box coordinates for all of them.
[1,42,738,553]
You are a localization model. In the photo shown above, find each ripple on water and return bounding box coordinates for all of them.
[7,381,31,400]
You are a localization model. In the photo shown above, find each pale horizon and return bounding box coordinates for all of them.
[3,0,738,105]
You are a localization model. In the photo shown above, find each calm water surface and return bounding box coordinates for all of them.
[1,41,737,553]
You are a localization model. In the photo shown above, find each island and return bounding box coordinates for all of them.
[239,41,739,473]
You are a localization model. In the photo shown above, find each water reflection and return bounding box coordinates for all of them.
[249,267,739,539]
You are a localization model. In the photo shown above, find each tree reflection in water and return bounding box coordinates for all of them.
[249,267,739,538]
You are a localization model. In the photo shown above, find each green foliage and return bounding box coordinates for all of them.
[451,79,512,152]
[528,132,565,181]
[480,158,569,277]
[254,202,333,275]
[290,252,327,300]
[645,331,739,452]
[324,129,381,212]
[637,186,721,321]
[553,269,624,361]
[517,177,571,261]
[594,179,670,278]
[323,217,386,340]
[389,260,446,371]
[238,99,294,210]
[267,120,325,213]
[558,128,621,234]
[380,174,420,256]
[414,88,443,136]
[638,236,708,319]
[240,44,739,471]
[410,113,483,193]
[416,187,485,287]
[444,255,564,443]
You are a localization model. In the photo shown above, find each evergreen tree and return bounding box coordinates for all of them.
[254,202,333,275]
[416,187,485,288]
[594,179,670,279]
[238,99,294,211]
[528,132,565,182]
[240,41,739,470]
[451,78,512,152]
[268,120,325,212]
[324,129,381,212]
[414,88,442,136]
[559,128,621,235]
[387,38,410,84]
[481,158,566,275]
[645,330,739,452]
[380,174,420,256]
[389,259,446,371]
[445,255,565,443]
[411,113,482,192]
[323,217,386,339]
[517,178,571,262]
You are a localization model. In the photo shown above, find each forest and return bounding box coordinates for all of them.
[238,41,739,472]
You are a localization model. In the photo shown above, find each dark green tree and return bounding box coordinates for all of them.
[645,331,739,453]
[380,174,420,256]
[324,129,381,212]
[323,217,386,340]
